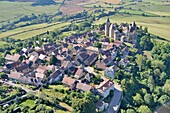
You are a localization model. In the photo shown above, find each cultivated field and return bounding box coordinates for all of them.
[101,0,121,4]
[0,22,70,40]
[0,1,62,22]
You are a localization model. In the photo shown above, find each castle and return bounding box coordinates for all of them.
[105,18,137,44]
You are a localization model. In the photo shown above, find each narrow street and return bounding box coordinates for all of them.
[107,82,122,113]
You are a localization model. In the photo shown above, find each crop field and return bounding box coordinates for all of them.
[0,1,62,22]
[0,22,70,40]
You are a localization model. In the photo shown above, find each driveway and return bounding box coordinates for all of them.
[107,82,122,113]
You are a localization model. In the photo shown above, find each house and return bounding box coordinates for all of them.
[104,66,118,79]
[77,52,89,62]
[15,63,30,73]
[8,72,41,86]
[48,70,63,84]
[61,61,73,70]
[35,73,46,82]
[103,57,113,66]
[76,82,93,92]
[5,54,21,62]
[74,68,85,79]
[95,60,106,70]
[62,76,76,89]
[96,100,108,112]
[84,53,98,66]
[86,46,99,53]
[96,79,114,98]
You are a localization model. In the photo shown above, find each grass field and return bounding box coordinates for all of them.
[20,99,35,108]
[0,1,62,22]
[0,22,70,39]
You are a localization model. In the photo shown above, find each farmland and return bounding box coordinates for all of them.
[0,0,169,41]
[0,22,70,39]
[0,1,62,22]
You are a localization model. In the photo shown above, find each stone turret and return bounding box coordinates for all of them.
[105,18,110,36]
[114,30,120,40]
[109,23,114,38]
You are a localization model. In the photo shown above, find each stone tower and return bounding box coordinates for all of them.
[105,18,110,36]
[114,30,119,40]
[109,23,114,38]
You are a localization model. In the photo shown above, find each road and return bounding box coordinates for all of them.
[0,80,35,93]
[0,80,36,106]
[107,82,122,113]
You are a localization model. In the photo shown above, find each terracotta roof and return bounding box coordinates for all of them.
[75,68,84,78]
[76,82,92,92]
[62,76,76,87]
[8,72,23,79]
[97,79,114,92]
[5,54,20,62]
[35,73,45,79]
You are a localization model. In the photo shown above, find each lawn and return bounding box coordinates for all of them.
[0,22,71,39]
[0,1,62,22]
[20,99,35,108]
[49,85,69,90]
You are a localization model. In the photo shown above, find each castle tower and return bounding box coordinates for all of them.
[109,23,114,38]
[114,30,119,40]
[105,18,110,36]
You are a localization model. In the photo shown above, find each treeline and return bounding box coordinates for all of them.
[117,28,170,113]
[32,0,56,6]
[0,13,52,32]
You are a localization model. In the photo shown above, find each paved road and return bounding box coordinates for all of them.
[0,80,35,93]
[107,82,122,113]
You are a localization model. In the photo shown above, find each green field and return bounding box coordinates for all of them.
[0,22,70,39]
[0,1,62,22]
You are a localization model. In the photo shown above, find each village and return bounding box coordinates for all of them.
[0,19,138,113]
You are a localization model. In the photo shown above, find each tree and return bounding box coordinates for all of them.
[72,92,96,113]
[135,54,147,71]
[0,72,7,79]
[140,35,153,50]
[0,57,5,66]
[133,93,144,106]
[158,95,170,104]
[94,42,102,48]
[151,60,165,71]
[126,109,136,113]
[163,79,170,96]
[50,55,58,65]
[144,94,154,107]
[138,105,152,113]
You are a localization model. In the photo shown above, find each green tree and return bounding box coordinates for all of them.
[50,55,57,65]
[133,93,144,106]
[138,105,152,113]
[144,94,154,107]
[140,35,153,50]
[0,72,7,79]
[135,54,147,71]
[94,42,102,48]
[158,95,170,104]
[163,79,170,96]
[126,109,136,113]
